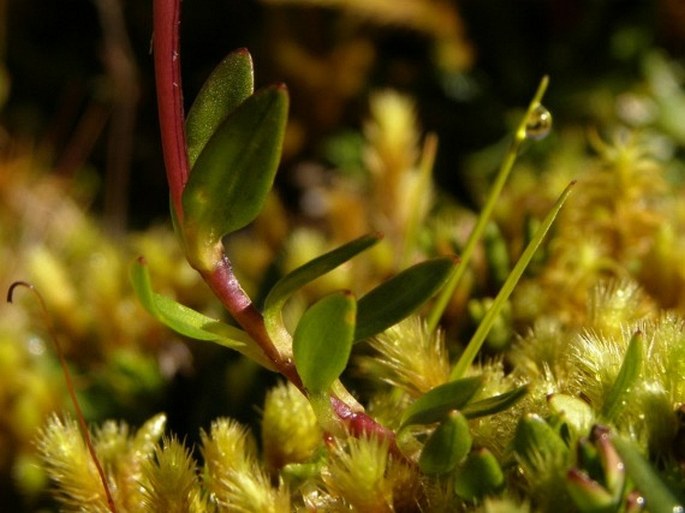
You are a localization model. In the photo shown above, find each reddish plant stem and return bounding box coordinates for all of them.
[152,0,286,376]
[204,260,399,453]
[202,255,300,386]
[152,0,188,223]
[152,0,397,450]
[332,397,398,448]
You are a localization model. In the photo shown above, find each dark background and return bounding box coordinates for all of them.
[4,0,682,228]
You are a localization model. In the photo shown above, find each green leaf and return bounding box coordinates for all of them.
[566,469,617,513]
[450,181,575,380]
[265,233,380,314]
[461,384,529,419]
[400,376,483,428]
[281,459,326,490]
[454,448,505,501]
[595,429,625,498]
[263,233,381,346]
[602,331,643,420]
[548,394,595,438]
[130,258,275,369]
[512,414,568,472]
[185,49,254,169]
[131,258,237,341]
[419,410,472,475]
[355,257,455,342]
[182,85,289,265]
[293,292,356,394]
[611,435,684,513]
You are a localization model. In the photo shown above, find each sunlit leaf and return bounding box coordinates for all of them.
[132,258,235,341]
[185,49,254,168]
[602,331,643,420]
[130,258,274,369]
[263,233,380,345]
[265,233,380,313]
[461,384,528,419]
[400,376,483,428]
[293,292,356,394]
[355,257,455,342]
[548,394,595,438]
[182,85,288,263]
[419,410,472,475]
[131,413,168,457]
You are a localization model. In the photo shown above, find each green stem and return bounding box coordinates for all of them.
[450,180,575,380]
[426,76,550,333]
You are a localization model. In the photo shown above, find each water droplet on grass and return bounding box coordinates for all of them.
[525,105,552,140]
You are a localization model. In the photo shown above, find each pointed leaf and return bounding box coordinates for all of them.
[355,257,455,342]
[131,258,239,341]
[450,181,575,380]
[130,258,275,369]
[264,233,381,343]
[265,233,381,314]
[461,384,529,419]
[427,76,551,332]
[611,435,684,513]
[602,331,643,420]
[293,292,356,394]
[182,85,289,262]
[185,49,254,168]
[400,376,483,428]
[419,410,472,475]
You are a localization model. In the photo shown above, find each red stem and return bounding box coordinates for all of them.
[201,255,299,385]
[332,397,398,450]
[151,0,398,452]
[152,0,286,378]
[153,0,188,223]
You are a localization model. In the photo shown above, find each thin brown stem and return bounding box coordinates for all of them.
[7,282,118,513]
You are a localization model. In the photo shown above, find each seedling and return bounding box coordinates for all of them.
[14,1,684,511]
